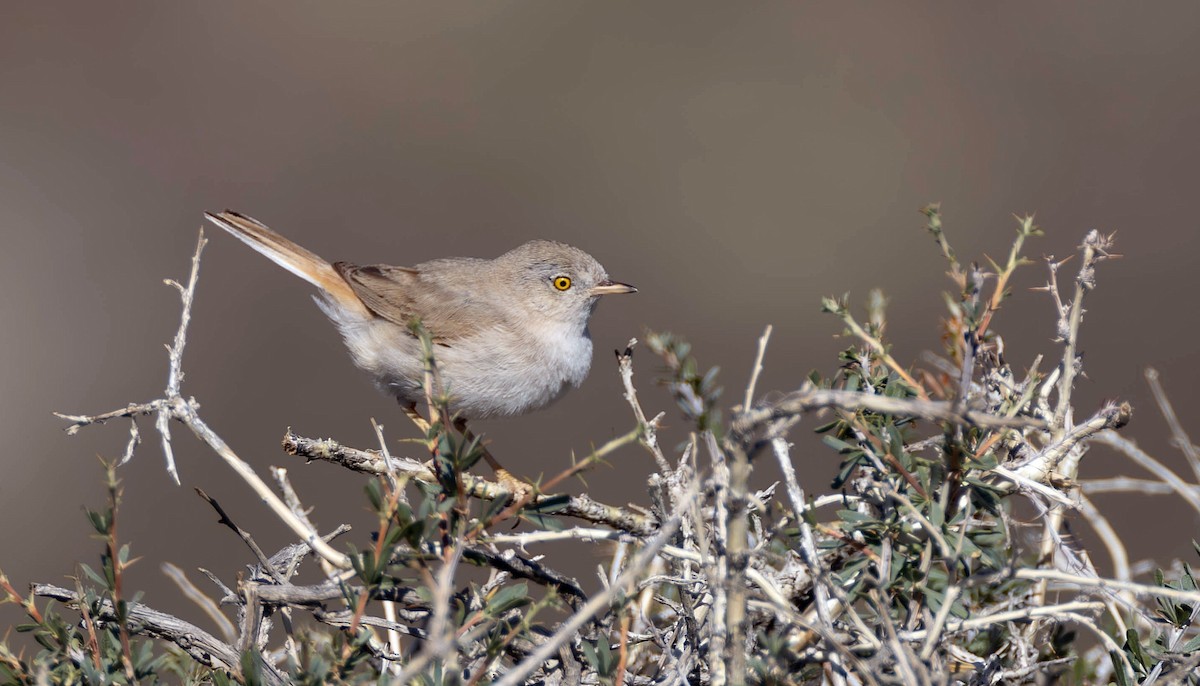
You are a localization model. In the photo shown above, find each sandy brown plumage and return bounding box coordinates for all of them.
[204,210,635,419]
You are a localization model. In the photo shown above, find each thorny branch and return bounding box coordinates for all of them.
[24,216,1200,686]
[54,230,350,570]
[280,429,659,536]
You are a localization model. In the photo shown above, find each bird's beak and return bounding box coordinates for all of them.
[591,279,638,296]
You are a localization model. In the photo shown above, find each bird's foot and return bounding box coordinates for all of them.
[492,467,536,503]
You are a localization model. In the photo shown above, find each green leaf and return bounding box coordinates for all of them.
[365,480,385,513]
[485,583,530,615]
[480,495,511,523]
[832,457,859,489]
[1110,651,1131,686]
[78,563,106,587]
[580,642,597,675]
[525,494,570,514]
[85,508,110,535]
[812,420,840,433]
[927,499,945,529]
[400,520,427,548]
[380,525,406,551]
[521,511,566,531]
[837,509,874,524]
[1125,628,1147,669]
[597,637,615,674]
[821,436,858,454]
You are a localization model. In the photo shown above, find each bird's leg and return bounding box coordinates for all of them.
[457,422,534,499]
[400,402,441,482]
[452,417,508,475]
[400,402,433,435]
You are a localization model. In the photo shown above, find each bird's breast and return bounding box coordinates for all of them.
[534,322,594,388]
[418,321,594,418]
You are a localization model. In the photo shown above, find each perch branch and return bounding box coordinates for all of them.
[281,430,658,536]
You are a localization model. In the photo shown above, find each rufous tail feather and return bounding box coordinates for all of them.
[204,210,370,318]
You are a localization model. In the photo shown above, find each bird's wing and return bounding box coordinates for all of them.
[333,262,492,344]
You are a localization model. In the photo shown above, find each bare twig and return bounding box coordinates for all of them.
[733,386,1045,435]
[771,437,845,686]
[1013,568,1200,605]
[196,488,284,583]
[1052,230,1116,433]
[899,600,1105,640]
[1145,367,1200,482]
[742,325,773,412]
[1093,430,1200,520]
[1012,401,1132,484]
[618,340,671,474]
[56,230,350,569]
[161,562,236,644]
[282,429,658,535]
[492,479,699,686]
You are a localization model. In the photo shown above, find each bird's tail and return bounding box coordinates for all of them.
[204,210,370,318]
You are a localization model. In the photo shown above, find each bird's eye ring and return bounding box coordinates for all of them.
[552,276,572,291]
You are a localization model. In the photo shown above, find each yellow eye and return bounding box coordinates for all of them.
[552,276,572,291]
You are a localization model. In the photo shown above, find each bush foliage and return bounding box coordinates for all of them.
[4,207,1200,685]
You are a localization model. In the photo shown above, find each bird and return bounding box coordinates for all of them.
[204,211,636,481]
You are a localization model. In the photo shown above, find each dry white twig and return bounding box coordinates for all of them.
[1146,367,1200,482]
[1093,430,1200,520]
[491,480,701,686]
[742,325,773,412]
[56,231,350,569]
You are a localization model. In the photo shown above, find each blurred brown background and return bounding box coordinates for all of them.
[3,2,1200,632]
